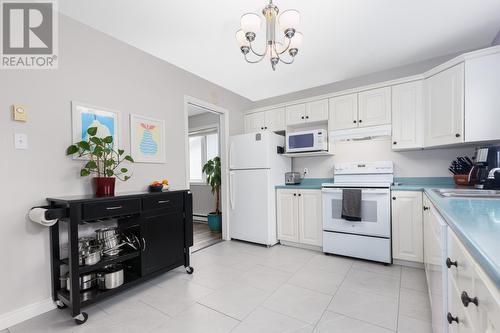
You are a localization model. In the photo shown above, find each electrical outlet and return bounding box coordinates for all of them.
[303,168,308,175]
[14,133,28,150]
[12,105,27,122]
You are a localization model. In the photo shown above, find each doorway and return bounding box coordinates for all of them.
[184,97,228,252]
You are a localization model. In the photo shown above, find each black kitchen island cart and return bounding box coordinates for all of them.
[45,190,194,324]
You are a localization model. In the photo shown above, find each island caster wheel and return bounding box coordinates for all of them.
[55,300,67,309]
[185,266,194,274]
[74,312,88,325]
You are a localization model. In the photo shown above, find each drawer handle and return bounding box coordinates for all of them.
[106,206,123,210]
[423,206,430,211]
[158,200,170,204]
[461,291,478,307]
[446,257,458,269]
[447,312,459,324]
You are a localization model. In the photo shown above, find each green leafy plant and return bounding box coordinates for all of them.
[66,127,134,181]
[202,156,221,214]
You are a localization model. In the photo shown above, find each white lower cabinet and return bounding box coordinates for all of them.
[421,193,500,333]
[447,228,500,333]
[277,189,322,247]
[391,191,423,263]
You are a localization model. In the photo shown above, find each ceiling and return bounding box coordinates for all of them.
[59,0,500,102]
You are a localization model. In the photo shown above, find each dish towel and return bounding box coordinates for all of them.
[341,189,362,222]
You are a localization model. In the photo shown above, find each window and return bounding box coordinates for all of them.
[189,129,219,184]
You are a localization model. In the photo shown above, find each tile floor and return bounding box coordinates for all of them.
[7,241,432,333]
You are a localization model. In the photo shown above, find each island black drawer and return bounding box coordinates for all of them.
[82,198,141,220]
[142,193,183,212]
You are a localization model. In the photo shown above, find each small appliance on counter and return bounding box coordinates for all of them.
[469,146,500,189]
[285,129,328,153]
[285,172,302,185]
[448,156,474,185]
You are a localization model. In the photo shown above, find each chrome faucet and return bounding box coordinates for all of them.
[487,168,500,179]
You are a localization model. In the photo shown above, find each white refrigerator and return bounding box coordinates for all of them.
[229,132,291,246]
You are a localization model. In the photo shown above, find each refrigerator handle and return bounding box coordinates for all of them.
[229,142,234,169]
[229,171,235,210]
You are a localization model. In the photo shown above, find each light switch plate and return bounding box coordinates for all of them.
[12,105,27,122]
[14,133,28,150]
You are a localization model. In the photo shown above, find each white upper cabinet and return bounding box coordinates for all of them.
[391,81,424,150]
[286,100,329,126]
[244,108,285,133]
[285,103,307,126]
[358,87,392,127]
[265,107,285,132]
[465,52,500,143]
[306,99,329,123]
[424,63,464,147]
[329,93,358,130]
[244,112,266,133]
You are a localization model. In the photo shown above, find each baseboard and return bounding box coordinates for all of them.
[279,240,323,252]
[393,259,424,269]
[0,298,55,330]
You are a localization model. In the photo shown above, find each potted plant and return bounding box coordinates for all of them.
[202,156,222,232]
[66,127,134,196]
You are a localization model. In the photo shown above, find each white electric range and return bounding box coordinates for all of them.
[322,161,393,263]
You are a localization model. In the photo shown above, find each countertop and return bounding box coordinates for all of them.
[276,177,500,286]
[394,184,500,288]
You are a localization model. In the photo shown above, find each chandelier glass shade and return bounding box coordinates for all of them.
[236,1,302,71]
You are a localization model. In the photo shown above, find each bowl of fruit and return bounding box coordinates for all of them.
[149,179,169,192]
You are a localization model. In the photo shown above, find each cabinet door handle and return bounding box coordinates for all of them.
[293,193,297,196]
[353,120,357,123]
[455,133,461,138]
[158,200,170,204]
[393,141,397,145]
[423,206,429,211]
[447,312,459,324]
[446,257,458,268]
[106,206,123,210]
[301,116,305,120]
[305,116,309,119]
[298,193,301,196]
[141,237,147,251]
[461,291,478,307]
[392,197,396,200]
[358,119,363,123]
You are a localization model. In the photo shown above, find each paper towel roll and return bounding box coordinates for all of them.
[29,208,58,227]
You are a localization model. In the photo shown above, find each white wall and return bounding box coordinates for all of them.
[0,14,251,321]
[293,139,475,178]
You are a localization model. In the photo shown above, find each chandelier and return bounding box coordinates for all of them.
[235,0,303,71]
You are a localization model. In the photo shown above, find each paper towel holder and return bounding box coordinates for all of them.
[30,205,67,220]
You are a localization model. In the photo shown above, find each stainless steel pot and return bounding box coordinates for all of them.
[62,272,96,292]
[97,265,124,290]
[95,227,118,241]
[82,245,102,266]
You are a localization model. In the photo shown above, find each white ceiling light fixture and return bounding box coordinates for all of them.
[235,0,303,71]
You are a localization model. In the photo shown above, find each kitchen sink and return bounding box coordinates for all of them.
[433,188,500,198]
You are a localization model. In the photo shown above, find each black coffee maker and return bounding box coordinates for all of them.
[468,146,500,189]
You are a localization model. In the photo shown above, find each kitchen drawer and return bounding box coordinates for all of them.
[448,282,477,333]
[142,193,184,212]
[475,266,500,332]
[82,198,141,220]
[447,230,475,298]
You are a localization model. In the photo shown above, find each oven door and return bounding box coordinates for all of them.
[322,187,391,237]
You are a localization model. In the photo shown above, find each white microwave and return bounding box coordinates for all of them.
[286,129,328,153]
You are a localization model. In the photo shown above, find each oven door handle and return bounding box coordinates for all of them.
[322,188,389,194]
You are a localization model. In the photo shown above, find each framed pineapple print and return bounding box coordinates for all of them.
[130,114,166,163]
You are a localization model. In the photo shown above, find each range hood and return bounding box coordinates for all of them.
[330,124,392,142]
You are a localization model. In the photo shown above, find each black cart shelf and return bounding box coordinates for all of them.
[46,190,194,325]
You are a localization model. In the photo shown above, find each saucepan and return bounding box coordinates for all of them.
[97,264,124,290]
[61,272,97,292]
